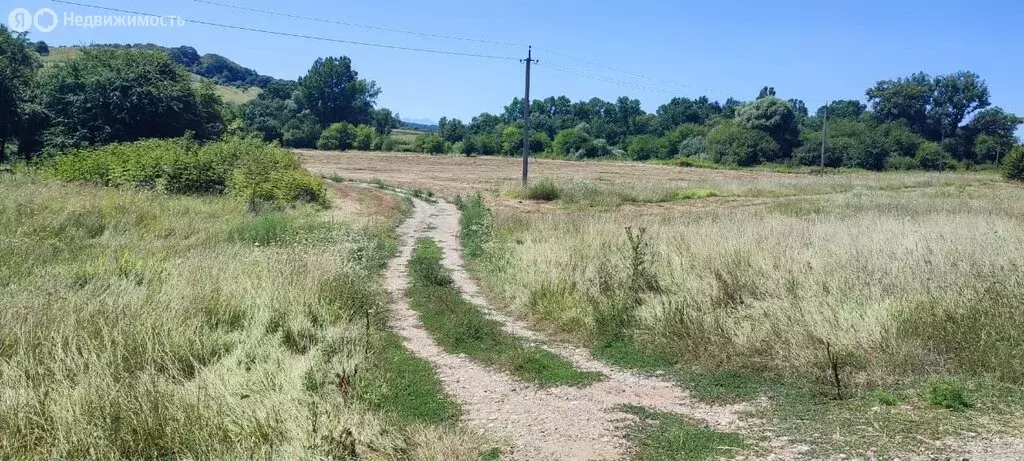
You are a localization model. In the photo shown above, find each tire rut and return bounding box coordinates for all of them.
[385,198,753,460]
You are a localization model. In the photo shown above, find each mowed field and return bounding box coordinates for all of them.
[307,150,1024,457]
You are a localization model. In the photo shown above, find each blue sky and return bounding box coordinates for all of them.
[10,0,1024,127]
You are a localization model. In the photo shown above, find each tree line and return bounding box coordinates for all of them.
[2,24,1022,178]
[0,25,397,163]
[427,75,1022,172]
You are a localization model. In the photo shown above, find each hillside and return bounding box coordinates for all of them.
[40,45,274,106]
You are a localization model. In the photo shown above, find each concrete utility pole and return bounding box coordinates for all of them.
[820,101,828,175]
[521,46,537,186]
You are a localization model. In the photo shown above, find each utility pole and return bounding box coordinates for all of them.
[820,101,828,175]
[521,46,537,186]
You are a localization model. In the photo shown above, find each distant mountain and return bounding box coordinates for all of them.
[400,119,439,132]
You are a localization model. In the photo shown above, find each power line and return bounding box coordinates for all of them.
[188,0,530,48]
[535,46,728,97]
[540,62,676,96]
[179,0,726,98]
[50,0,520,61]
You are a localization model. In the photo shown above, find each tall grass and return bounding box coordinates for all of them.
[473,185,1024,387]
[407,239,601,387]
[0,175,481,459]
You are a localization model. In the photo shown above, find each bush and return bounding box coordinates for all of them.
[1004,146,1024,181]
[282,112,322,148]
[915,142,952,171]
[316,122,356,150]
[458,137,478,156]
[626,135,668,161]
[552,129,593,158]
[414,133,448,154]
[925,379,971,411]
[522,179,560,201]
[379,136,396,152]
[353,124,376,150]
[706,121,779,166]
[677,136,707,159]
[48,137,326,207]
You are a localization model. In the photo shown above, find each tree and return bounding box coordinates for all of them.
[816,100,867,120]
[33,41,48,56]
[655,97,721,132]
[757,86,776,99]
[370,107,399,135]
[352,124,376,150]
[297,56,380,126]
[0,25,39,162]
[866,72,934,137]
[317,122,356,150]
[552,128,593,158]
[260,79,298,101]
[706,120,779,166]
[438,117,467,143]
[964,107,1021,163]
[930,71,989,141]
[1003,146,1024,181]
[40,47,218,150]
[915,141,952,171]
[283,111,322,148]
[626,135,668,161]
[239,97,297,142]
[736,97,800,160]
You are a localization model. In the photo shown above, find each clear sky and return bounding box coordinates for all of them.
[11,0,1024,127]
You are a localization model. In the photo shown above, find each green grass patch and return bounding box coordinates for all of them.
[454,194,492,259]
[357,331,461,426]
[925,378,972,411]
[620,404,744,461]
[407,238,601,387]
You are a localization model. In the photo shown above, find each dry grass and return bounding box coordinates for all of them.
[474,184,1024,383]
[300,150,999,202]
[0,174,481,459]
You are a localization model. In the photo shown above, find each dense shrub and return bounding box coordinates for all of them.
[414,133,448,154]
[316,122,355,150]
[282,111,322,148]
[706,121,779,166]
[915,142,952,171]
[626,135,668,161]
[48,137,326,206]
[1004,146,1024,181]
[677,136,707,159]
[40,48,224,150]
[353,124,376,150]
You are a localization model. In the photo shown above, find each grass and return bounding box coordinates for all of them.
[507,179,726,208]
[406,238,601,387]
[0,174,484,460]
[619,405,745,461]
[460,178,1024,456]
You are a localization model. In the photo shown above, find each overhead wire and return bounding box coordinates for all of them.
[50,0,520,61]
[175,0,726,97]
[188,0,530,48]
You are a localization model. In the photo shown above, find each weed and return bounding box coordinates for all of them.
[520,179,561,201]
[926,379,972,411]
[868,389,900,406]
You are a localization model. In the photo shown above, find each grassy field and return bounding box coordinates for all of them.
[0,174,483,459]
[315,151,1024,457]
